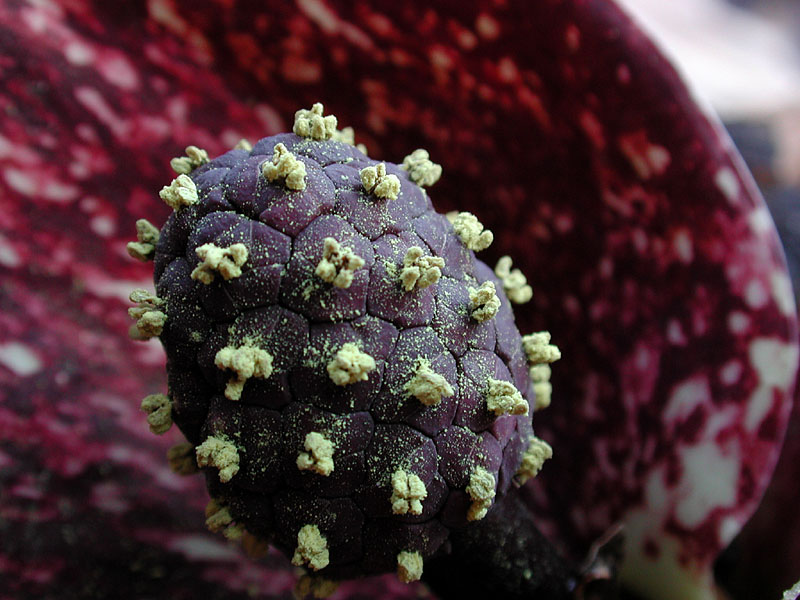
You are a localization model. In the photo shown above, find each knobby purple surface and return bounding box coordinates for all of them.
[0,1,797,598]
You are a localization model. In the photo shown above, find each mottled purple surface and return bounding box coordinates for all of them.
[0,0,797,598]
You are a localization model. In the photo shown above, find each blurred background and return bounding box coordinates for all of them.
[620,0,800,292]
[619,1,800,596]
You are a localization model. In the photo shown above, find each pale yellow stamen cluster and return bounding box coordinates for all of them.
[170,145,209,174]
[262,143,307,191]
[530,364,553,410]
[469,281,501,322]
[399,246,444,291]
[452,211,493,251]
[405,359,453,406]
[167,442,198,476]
[234,138,253,151]
[515,436,553,485]
[126,219,160,262]
[485,379,528,416]
[522,332,561,364]
[292,524,330,571]
[297,432,335,476]
[360,163,400,201]
[390,469,427,515]
[196,435,240,483]
[401,149,442,187]
[397,551,424,583]
[315,237,365,289]
[494,256,533,304]
[466,466,496,521]
[191,242,248,284]
[215,343,274,401]
[327,343,375,386]
[293,102,338,141]
[140,393,172,434]
[159,174,198,210]
[128,289,166,340]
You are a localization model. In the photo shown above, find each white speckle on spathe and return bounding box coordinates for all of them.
[744,279,768,309]
[664,375,710,426]
[718,515,742,547]
[719,360,743,386]
[169,534,241,561]
[64,41,95,66]
[715,167,740,203]
[90,215,116,237]
[727,311,751,334]
[745,338,799,431]
[0,235,21,268]
[666,319,687,346]
[672,228,693,263]
[0,342,43,376]
[674,440,739,529]
[4,167,37,196]
[771,271,796,317]
[748,206,774,236]
[475,13,500,39]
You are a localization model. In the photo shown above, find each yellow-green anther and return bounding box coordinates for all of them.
[494,256,533,304]
[214,343,273,401]
[196,435,240,483]
[360,163,400,200]
[405,359,453,406]
[397,551,424,583]
[315,237,365,289]
[262,142,307,191]
[159,174,198,210]
[140,393,172,434]
[400,246,444,291]
[170,145,209,174]
[297,432,335,476]
[466,466,496,521]
[293,102,338,141]
[327,343,375,386]
[522,331,561,365]
[128,289,166,340]
[469,281,500,322]
[292,524,330,571]
[390,469,427,515]
[191,242,249,284]
[452,211,493,251]
[167,442,198,476]
[401,148,442,187]
[516,436,553,485]
[127,219,160,262]
[485,378,528,416]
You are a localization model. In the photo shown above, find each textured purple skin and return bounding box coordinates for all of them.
[154,133,537,578]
